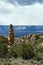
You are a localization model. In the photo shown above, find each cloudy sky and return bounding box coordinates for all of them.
[0,0,43,25]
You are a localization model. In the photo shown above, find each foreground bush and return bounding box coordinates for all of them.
[21,42,35,59]
[0,43,8,58]
[0,38,43,61]
[6,42,35,59]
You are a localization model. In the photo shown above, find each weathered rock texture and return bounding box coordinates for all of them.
[8,24,14,44]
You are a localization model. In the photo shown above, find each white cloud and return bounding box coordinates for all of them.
[0,1,43,25]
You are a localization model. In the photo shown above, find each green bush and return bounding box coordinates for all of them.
[21,42,35,59]
[7,42,35,59]
[0,43,8,58]
[0,37,43,61]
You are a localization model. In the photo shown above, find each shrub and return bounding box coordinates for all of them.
[21,42,35,59]
[0,43,8,58]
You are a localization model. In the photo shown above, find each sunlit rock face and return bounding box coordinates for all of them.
[39,34,43,39]
[8,24,14,44]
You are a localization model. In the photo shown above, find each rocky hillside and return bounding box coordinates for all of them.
[15,34,43,46]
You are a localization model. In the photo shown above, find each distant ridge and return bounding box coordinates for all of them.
[0,25,43,37]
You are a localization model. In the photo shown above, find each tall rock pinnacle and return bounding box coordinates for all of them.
[8,24,14,45]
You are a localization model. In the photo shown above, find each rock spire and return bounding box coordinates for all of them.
[8,24,14,44]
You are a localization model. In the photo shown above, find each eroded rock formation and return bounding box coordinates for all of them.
[8,24,14,44]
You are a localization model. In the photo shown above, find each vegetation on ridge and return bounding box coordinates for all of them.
[0,34,43,65]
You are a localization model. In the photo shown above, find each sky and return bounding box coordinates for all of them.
[0,0,43,25]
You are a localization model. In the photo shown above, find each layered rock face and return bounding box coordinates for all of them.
[8,24,14,44]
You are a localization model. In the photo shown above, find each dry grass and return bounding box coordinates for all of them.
[0,58,43,65]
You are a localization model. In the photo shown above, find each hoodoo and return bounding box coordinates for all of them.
[8,24,14,44]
